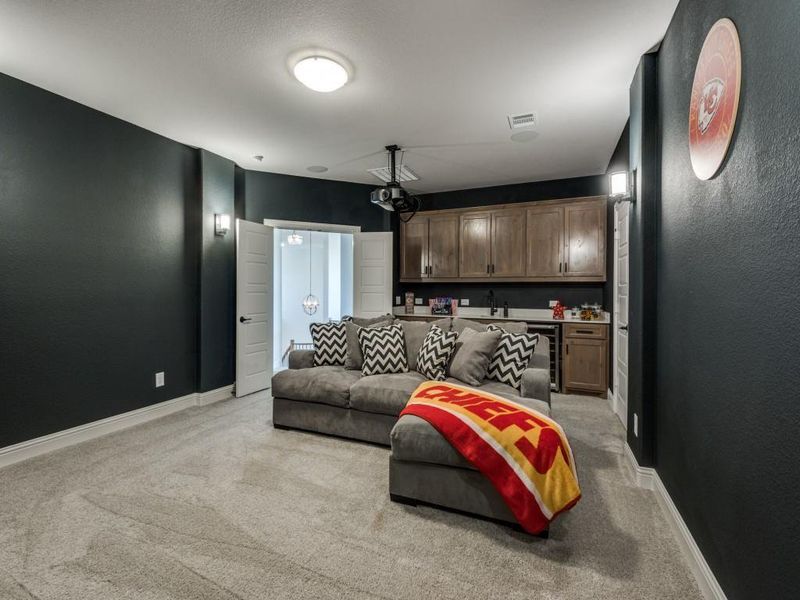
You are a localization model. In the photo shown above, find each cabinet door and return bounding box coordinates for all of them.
[459,212,492,277]
[563,337,608,393]
[565,202,606,278]
[427,214,459,278]
[526,205,564,277]
[491,208,526,277]
[400,217,429,280]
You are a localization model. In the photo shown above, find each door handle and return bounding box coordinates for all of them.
[240,316,252,323]
[618,325,628,331]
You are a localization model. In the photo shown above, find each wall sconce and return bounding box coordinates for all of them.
[608,170,636,203]
[214,213,231,236]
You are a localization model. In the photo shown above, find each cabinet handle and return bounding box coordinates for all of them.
[428,265,433,276]
[491,263,495,274]
[576,329,594,335]
[559,262,562,273]
[487,264,490,274]
[565,343,569,355]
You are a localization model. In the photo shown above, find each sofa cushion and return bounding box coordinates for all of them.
[416,325,459,381]
[390,392,551,470]
[358,323,409,375]
[447,328,501,386]
[350,371,427,416]
[309,321,347,366]
[344,318,394,370]
[399,320,432,371]
[271,366,361,408]
[486,324,539,389]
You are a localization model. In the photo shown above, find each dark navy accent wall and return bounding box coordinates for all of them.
[395,175,610,310]
[199,150,236,392]
[242,170,390,232]
[655,1,800,597]
[0,73,200,447]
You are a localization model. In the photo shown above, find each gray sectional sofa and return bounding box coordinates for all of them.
[271,316,552,529]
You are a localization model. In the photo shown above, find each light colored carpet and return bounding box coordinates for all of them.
[0,392,701,599]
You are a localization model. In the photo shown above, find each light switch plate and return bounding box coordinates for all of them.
[461,299,470,306]
[415,298,423,305]
[548,300,558,308]
[155,372,165,388]
[395,296,401,305]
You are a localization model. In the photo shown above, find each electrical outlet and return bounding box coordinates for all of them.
[155,372,165,388]
[633,413,638,437]
[415,297,423,305]
[395,296,401,305]
[548,300,558,308]
[461,299,470,306]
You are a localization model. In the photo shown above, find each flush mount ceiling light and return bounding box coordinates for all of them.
[293,56,348,92]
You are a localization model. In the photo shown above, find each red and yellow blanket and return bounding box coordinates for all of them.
[400,381,581,534]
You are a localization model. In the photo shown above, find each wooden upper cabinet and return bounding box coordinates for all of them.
[400,217,429,280]
[565,201,606,278]
[459,212,492,277]
[427,214,459,278]
[526,205,564,278]
[491,208,526,277]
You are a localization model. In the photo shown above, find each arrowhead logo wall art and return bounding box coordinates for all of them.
[688,18,742,180]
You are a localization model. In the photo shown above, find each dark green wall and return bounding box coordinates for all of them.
[242,170,390,232]
[199,150,236,392]
[627,55,659,465]
[0,73,200,447]
[654,1,800,597]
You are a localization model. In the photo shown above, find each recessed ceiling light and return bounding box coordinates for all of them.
[307,165,328,173]
[510,130,539,143]
[293,56,348,92]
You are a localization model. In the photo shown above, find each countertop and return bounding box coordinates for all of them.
[392,306,611,325]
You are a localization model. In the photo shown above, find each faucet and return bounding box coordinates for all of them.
[488,290,498,316]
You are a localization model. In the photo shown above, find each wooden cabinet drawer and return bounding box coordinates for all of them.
[564,323,607,339]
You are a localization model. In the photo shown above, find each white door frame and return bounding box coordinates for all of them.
[263,219,361,234]
[611,201,629,428]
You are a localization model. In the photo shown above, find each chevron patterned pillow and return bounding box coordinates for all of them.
[486,324,539,389]
[357,323,409,375]
[416,325,459,381]
[309,321,347,366]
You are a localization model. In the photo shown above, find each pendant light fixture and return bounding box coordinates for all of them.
[287,230,303,245]
[302,231,319,315]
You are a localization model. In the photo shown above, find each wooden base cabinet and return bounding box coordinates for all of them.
[563,323,608,397]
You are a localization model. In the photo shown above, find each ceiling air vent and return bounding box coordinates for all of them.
[507,112,537,130]
[368,165,419,183]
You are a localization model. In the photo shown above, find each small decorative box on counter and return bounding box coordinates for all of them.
[429,296,457,316]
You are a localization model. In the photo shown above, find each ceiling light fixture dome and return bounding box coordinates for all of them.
[293,56,348,92]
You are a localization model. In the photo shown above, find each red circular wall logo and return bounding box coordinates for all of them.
[688,18,742,180]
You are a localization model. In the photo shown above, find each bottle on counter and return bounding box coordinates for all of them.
[503,301,509,318]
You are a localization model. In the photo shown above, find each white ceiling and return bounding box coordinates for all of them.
[0,0,677,193]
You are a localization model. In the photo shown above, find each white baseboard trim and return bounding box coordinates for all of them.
[624,444,726,600]
[0,385,234,469]
[607,388,627,430]
[197,384,234,406]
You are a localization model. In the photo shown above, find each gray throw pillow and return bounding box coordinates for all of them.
[344,318,394,370]
[399,320,433,371]
[447,328,502,386]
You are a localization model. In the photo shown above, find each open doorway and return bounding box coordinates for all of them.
[270,223,356,372]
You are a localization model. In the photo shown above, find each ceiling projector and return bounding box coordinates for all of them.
[370,145,420,221]
[370,185,414,212]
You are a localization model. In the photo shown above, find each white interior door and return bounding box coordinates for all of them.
[236,220,273,397]
[353,232,393,318]
[613,202,630,428]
